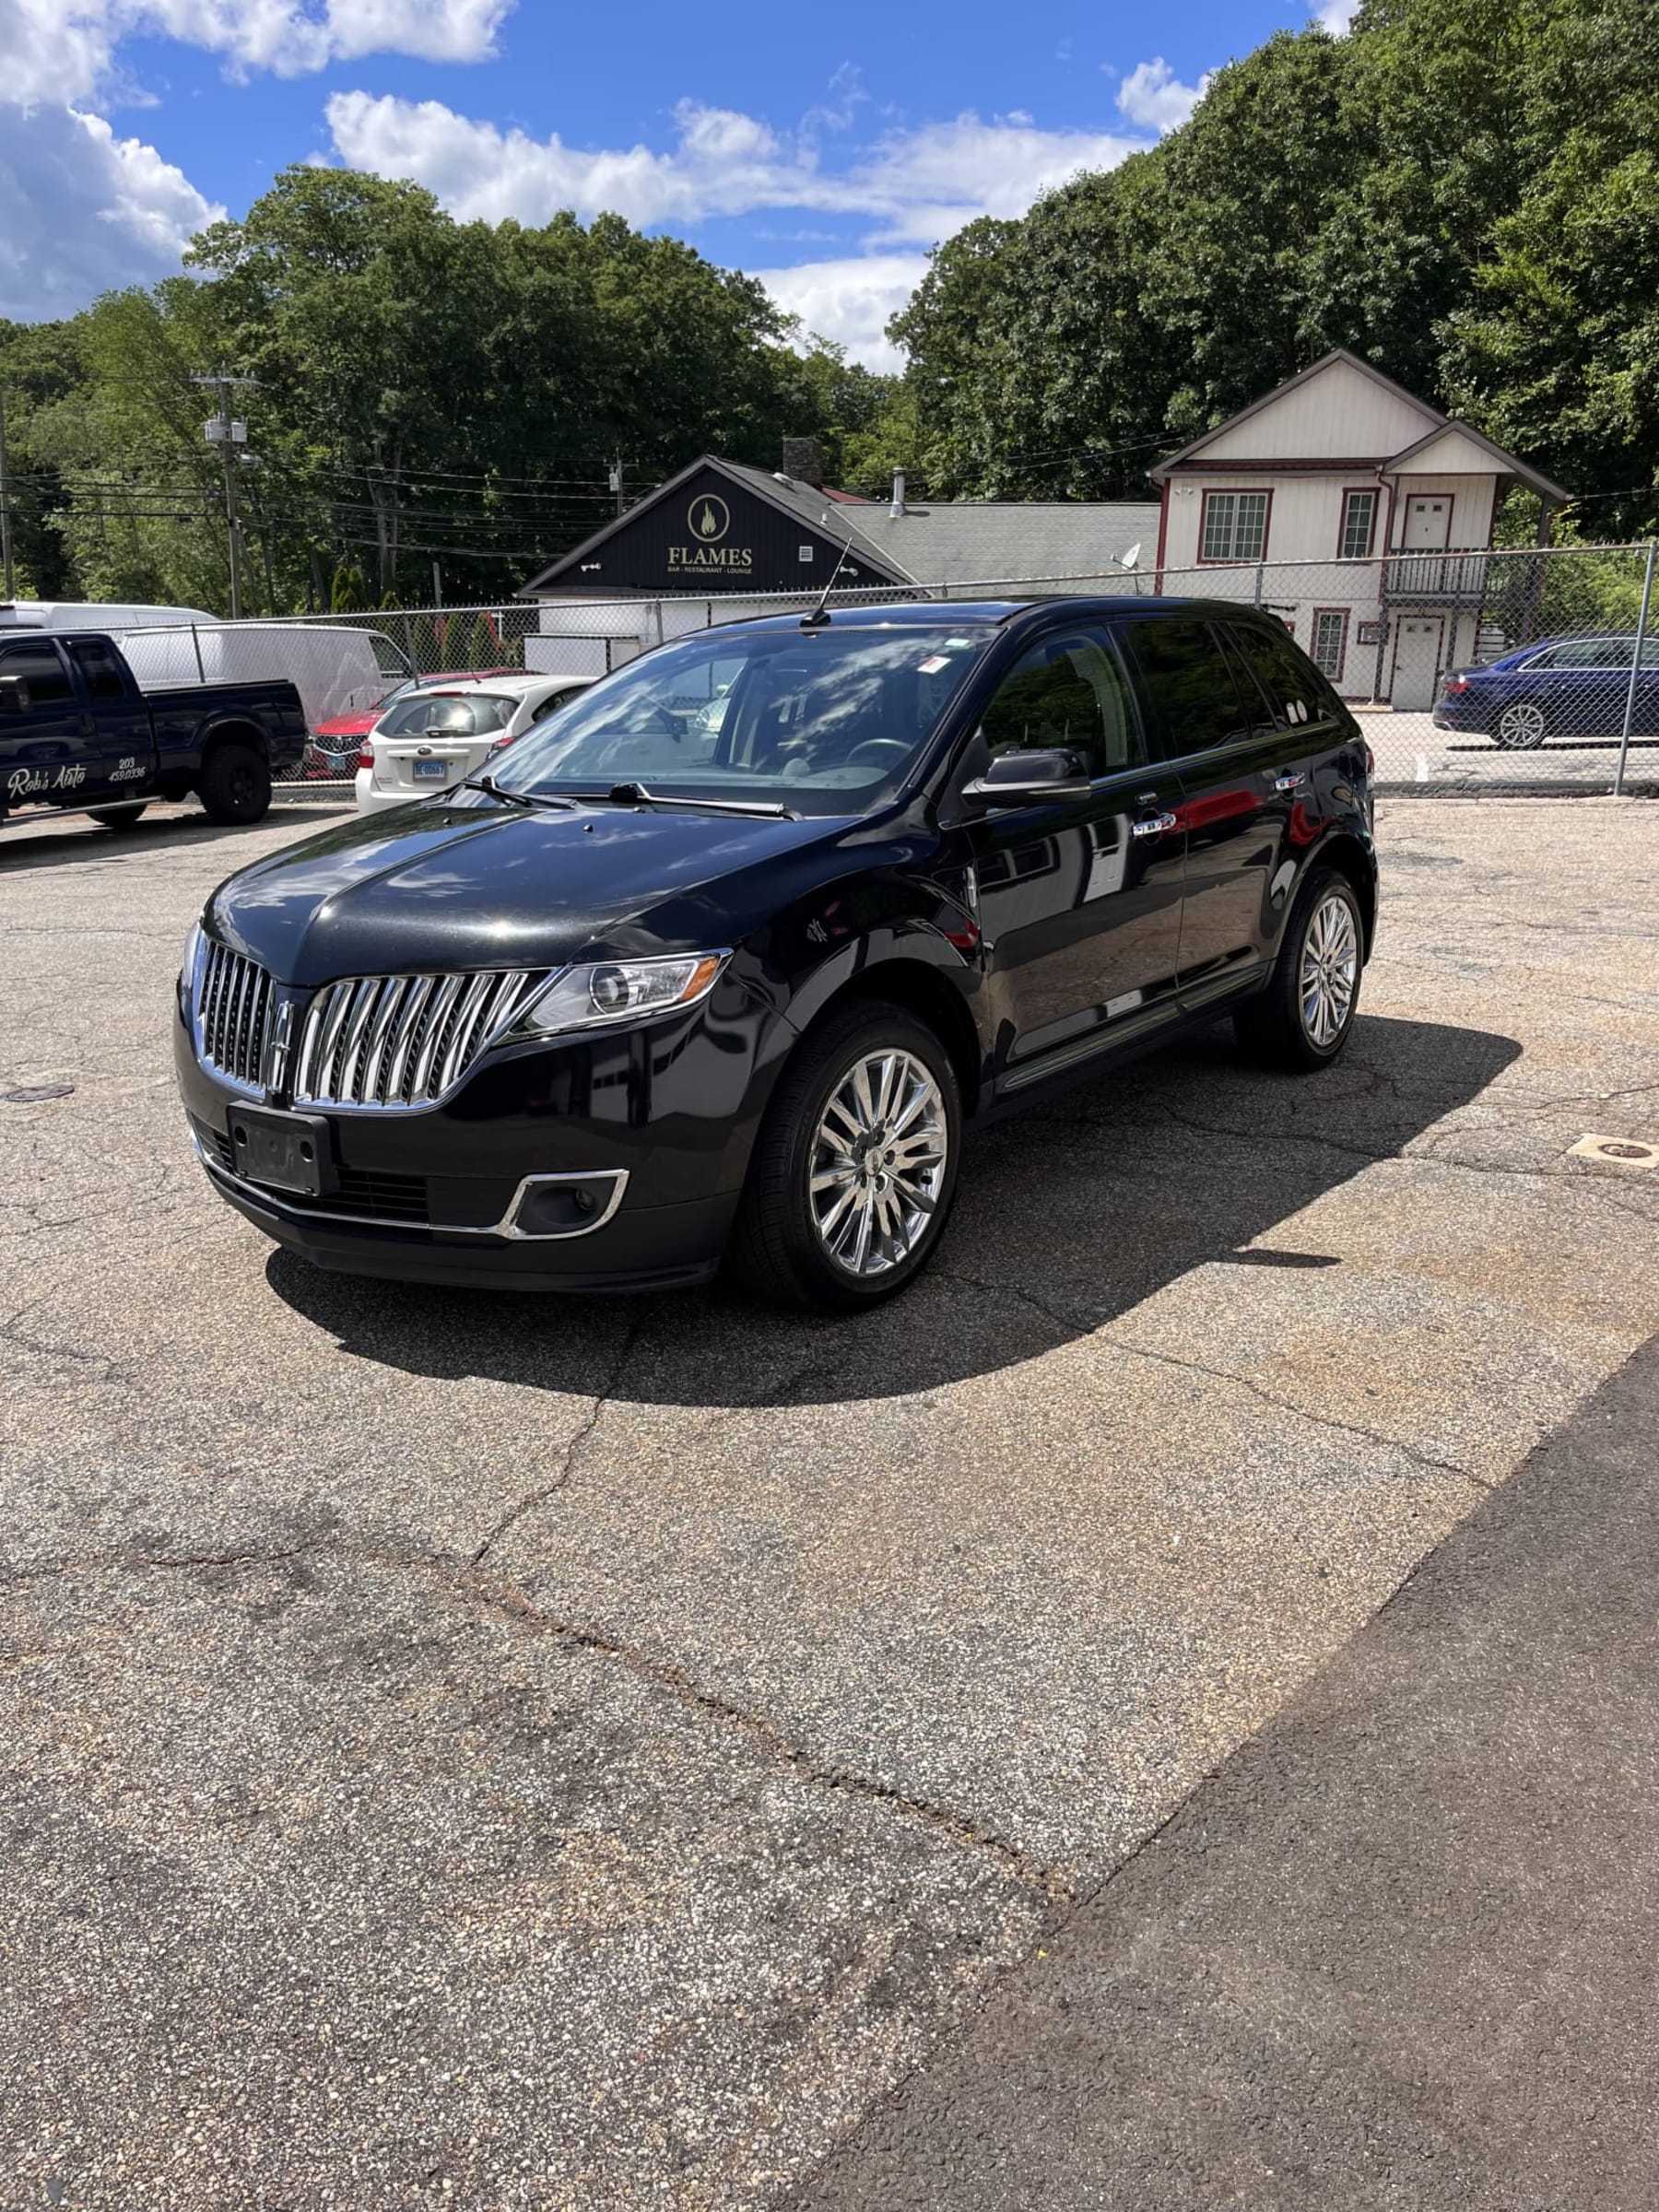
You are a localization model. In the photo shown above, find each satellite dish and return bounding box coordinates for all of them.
[1118,543,1142,570]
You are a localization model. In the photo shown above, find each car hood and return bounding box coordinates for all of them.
[311,712,376,740]
[205,794,865,986]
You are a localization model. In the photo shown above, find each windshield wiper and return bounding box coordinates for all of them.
[571,782,797,820]
[458,774,576,811]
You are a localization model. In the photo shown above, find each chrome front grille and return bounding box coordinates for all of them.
[197,940,274,1090]
[291,968,550,1110]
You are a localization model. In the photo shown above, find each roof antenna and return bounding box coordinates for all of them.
[799,522,862,630]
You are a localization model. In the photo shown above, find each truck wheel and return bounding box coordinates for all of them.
[88,802,148,830]
[1235,865,1365,1072]
[198,742,271,826]
[727,1001,962,1312]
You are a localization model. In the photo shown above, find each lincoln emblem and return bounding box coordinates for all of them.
[688,493,730,543]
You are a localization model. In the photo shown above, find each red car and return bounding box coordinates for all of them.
[300,669,518,777]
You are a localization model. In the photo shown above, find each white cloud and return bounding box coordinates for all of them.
[1311,0,1359,29]
[0,0,511,105]
[325,91,1145,243]
[852,112,1143,242]
[0,0,118,105]
[322,92,1151,366]
[751,254,931,372]
[0,104,222,320]
[322,93,1148,365]
[0,0,509,322]
[1114,56,1213,134]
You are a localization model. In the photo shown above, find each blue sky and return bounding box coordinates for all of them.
[1,0,1347,363]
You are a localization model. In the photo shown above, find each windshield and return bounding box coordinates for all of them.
[492,624,992,815]
[379,692,517,738]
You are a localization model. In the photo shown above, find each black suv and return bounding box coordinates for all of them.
[175,598,1376,1311]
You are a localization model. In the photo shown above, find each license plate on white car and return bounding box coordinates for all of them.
[412,759,450,782]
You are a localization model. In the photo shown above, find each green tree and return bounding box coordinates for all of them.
[1439,0,1659,535]
[331,560,368,612]
[884,0,1657,525]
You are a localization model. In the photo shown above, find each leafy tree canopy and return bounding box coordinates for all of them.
[880,0,1658,535]
[0,168,893,613]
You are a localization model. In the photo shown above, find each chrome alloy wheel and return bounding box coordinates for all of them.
[1299,893,1359,1050]
[809,1048,948,1278]
[1497,699,1547,749]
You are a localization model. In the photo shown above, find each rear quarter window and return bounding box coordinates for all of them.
[1122,618,1254,756]
[1228,622,1327,727]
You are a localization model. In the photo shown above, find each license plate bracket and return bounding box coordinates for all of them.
[225,1104,335,1196]
[412,759,450,782]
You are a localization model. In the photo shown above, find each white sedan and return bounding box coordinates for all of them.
[355,673,594,815]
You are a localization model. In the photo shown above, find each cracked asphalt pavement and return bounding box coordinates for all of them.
[3,795,1657,2207]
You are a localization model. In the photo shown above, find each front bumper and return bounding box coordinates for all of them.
[191,1129,735,1288]
[174,987,771,1291]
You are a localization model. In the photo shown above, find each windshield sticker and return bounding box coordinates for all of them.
[917,653,950,675]
[947,637,973,647]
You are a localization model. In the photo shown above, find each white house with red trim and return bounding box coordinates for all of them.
[1148,350,1570,709]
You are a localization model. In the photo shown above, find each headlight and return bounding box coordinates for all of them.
[515,951,730,1039]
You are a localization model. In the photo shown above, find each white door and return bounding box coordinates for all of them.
[1403,495,1452,549]
[1392,617,1444,712]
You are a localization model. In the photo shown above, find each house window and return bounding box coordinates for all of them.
[1339,489,1377,560]
[1311,609,1348,684]
[1200,490,1269,563]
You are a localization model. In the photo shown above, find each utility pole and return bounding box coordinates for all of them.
[609,458,624,517]
[192,370,258,618]
[0,383,15,600]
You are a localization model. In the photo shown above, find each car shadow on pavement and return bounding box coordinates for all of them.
[265,1010,1521,1409]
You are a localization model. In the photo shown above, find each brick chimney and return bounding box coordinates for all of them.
[781,437,825,488]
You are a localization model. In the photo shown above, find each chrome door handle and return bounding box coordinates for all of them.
[1274,772,1305,792]
[1131,811,1178,838]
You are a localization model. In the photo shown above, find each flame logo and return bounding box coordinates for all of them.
[687,493,730,544]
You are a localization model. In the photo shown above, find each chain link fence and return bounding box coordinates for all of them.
[109,540,1656,797]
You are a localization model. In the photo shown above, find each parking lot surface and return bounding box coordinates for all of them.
[4,796,1658,2207]
[1366,708,1659,795]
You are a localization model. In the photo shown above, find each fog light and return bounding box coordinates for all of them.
[505,1171,626,1239]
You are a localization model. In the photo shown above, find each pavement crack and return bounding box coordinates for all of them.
[935,1266,1085,1338]
[470,1311,644,1564]
[1104,1335,1494,1489]
[2,1543,318,1585]
[933,1268,1490,1490]
[444,1564,1073,1900]
[2,1532,1070,1902]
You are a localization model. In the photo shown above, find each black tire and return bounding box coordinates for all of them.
[1234,865,1365,1073]
[88,801,148,830]
[727,1001,963,1313]
[197,741,271,826]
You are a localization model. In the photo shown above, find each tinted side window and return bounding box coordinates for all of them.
[980,629,1137,779]
[65,640,129,700]
[1230,622,1320,729]
[0,641,73,706]
[1123,619,1253,756]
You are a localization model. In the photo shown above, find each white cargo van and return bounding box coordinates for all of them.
[113,622,409,731]
[0,597,218,630]
[0,603,410,730]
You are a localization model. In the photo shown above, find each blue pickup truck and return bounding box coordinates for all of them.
[0,629,305,831]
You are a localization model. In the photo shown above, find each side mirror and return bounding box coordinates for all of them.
[0,676,27,714]
[961,746,1090,812]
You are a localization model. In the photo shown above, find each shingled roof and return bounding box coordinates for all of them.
[718,461,1158,589]
[519,453,1159,599]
